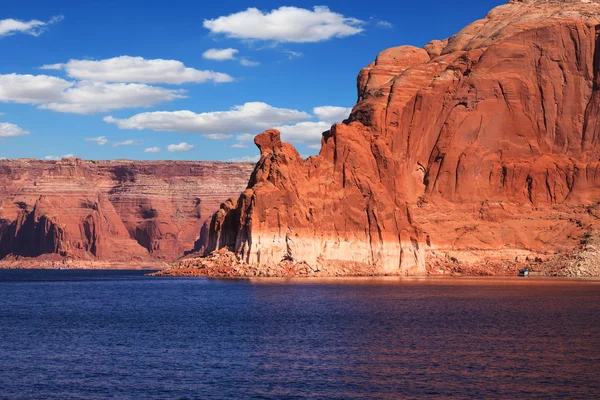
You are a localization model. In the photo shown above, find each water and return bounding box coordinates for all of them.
[0,270,598,399]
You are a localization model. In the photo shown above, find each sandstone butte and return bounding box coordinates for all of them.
[0,159,254,268]
[166,0,600,278]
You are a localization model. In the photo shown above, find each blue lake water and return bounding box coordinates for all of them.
[0,270,598,399]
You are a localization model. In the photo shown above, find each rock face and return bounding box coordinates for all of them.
[0,159,253,265]
[207,0,600,276]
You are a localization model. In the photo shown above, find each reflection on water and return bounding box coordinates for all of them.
[0,270,598,399]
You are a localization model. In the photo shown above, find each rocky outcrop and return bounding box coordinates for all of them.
[0,158,253,265]
[205,0,600,276]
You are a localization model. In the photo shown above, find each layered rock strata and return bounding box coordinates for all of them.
[0,158,253,266]
[202,0,600,276]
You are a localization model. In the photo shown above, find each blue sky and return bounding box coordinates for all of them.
[0,0,505,161]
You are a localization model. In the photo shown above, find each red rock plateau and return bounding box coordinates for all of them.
[190,0,600,277]
[0,159,254,268]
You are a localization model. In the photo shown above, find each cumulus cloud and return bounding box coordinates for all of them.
[41,56,233,84]
[307,144,321,150]
[0,122,30,137]
[203,6,364,43]
[85,136,108,145]
[275,121,330,144]
[0,15,63,37]
[104,102,311,136]
[168,142,194,152]
[202,48,239,61]
[313,106,352,123]
[144,147,161,153]
[231,143,248,148]
[0,74,185,114]
[228,155,260,163]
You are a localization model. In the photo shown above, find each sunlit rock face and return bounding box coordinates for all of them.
[0,159,253,263]
[207,0,600,276]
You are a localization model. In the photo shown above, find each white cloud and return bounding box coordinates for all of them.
[85,136,108,145]
[313,106,352,123]
[275,121,330,144]
[307,144,321,150]
[376,20,393,29]
[0,112,5,116]
[0,122,30,137]
[113,139,140,147]
[42,56,234,85]
[202,48,239,61]
[0,15,63,37]
[236,133,254,141]
[105,102,311,136]
[168,142,194,152]
[0,74,186,114]
[144,147,161,153]
[240,58,260,67]
[203,6,364,43]
[44,153,73,161]
[231,143,248,148]
[39,63,63,70]
[285,50,303,59]
[205,133,233,140]
[228,155,260,163]
[0,157,6,160]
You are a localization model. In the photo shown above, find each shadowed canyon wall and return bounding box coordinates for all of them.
[207,0,600,275]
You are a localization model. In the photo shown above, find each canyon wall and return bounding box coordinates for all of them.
[0,158,253,265]
[206,0,600,276]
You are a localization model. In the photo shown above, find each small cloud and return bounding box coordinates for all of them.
[44,153,73,161]
[168,142,194,152]
[313,106,352,123]
[144,147,161,153]
[205,133,233,140]
[0,112,5,116]
[228,155,260,163]
[307,144,321,150]
[285,50,303,59]
[85,136,108,145]
[231,143,248,148]
[39,63,64,70]
[202,48,239,61]
[236,133,254,141]
[112,139,140,147]
[0,15,63,37]
[240,58,260,67]
[375,20,393,29]
[0,122,30,137]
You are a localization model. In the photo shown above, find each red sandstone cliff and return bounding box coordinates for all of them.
[0,159,253,267]
[203,0,600,276]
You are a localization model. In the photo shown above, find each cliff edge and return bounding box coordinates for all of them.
[198,0,600,277]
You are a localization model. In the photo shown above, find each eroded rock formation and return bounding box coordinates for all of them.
[206,0,600,276]
[0,158,253,266]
